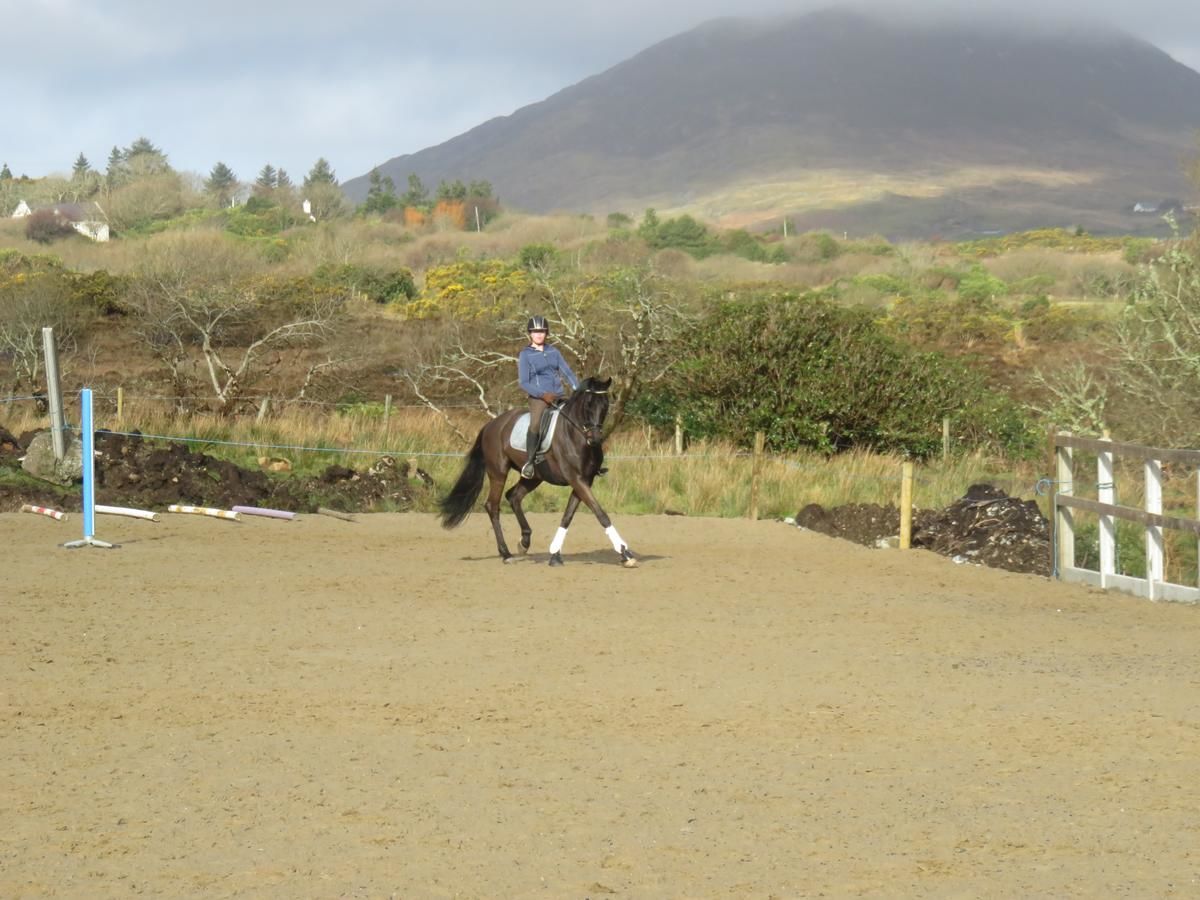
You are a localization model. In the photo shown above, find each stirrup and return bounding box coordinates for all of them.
[521,459,536,479]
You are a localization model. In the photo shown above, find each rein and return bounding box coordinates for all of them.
[554,387,607,446]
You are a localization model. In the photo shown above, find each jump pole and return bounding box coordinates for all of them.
[64,388,117,549]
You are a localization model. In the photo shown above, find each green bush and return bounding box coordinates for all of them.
[957,264,1007,303]
[313,263,416,304]
[632,292,1038,457]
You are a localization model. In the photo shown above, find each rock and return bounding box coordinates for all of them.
[20,430,84,485]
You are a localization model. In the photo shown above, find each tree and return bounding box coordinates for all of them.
[402,173,428,208]
[360,168,398,215]
[254,164,278,194]
[124,137,172,178]
[204,161,238,208]
[1109,234,1200,445]
[304,181,347,221]
[0,262,89,389]
[436,179,467,201]
[0,162,11,180]
[127,233,347,410]
[72,153,91,180]
[106,145,128,189]
[303,158,337,187]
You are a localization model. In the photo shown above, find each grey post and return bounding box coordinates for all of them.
[41,326,66,461]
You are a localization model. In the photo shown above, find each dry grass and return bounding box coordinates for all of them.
[3,399,1043,520]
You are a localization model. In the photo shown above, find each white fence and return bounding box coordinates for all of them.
[1053,434,1200,603]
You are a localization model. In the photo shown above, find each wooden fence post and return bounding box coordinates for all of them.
[1055,433,1075,576]
[942,416,950,460]
[674,414,684,456]
[1097,433,1115,587]
[1145,457,1164,599]
[899,462,914,549]
[748,431,764,520]
[256,396,270,424]
[384,394,392,437]
[116,386,124,423]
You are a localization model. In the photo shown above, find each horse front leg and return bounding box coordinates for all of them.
[484,473,514,562]
[547,492,583,567]
[566,478,637,568]
[505,478,538,555]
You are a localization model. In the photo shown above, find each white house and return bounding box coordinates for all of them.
[11,200,110,242]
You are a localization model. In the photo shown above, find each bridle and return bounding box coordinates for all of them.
[554,386,607,447]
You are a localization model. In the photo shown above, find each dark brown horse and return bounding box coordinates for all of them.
[439,376,637,567]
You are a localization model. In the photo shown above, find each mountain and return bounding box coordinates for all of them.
[343,9,1200,237]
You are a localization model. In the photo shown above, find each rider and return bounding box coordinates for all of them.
[518,315,578,479]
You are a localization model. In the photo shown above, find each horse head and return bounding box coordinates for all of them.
[565,376,611,446]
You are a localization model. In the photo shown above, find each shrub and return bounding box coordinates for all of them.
[24,209,75,244]
[634,292,1038,457]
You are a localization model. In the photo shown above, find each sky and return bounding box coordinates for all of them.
[5,0,1200,186]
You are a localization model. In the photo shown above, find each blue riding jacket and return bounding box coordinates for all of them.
[518,345,578,399]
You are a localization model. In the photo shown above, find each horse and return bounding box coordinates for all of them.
[439,376,637,567]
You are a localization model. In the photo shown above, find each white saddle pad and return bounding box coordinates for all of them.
[509,409,560,452]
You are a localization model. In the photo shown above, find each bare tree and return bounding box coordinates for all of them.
[1109,230,1200,445]
[128,233,347,411]
[0,270,88,389]
[396,266,691,434]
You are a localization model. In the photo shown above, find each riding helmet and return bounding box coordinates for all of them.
[526,315,549,334]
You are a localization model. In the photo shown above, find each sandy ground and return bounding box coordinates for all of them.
[2,510,1199,899]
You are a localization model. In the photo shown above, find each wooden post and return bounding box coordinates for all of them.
[674,413,683,456]
[942,416,950,460]
[899,461,914,550]
[1097,434,1115,587]
[116,386,124,423]
[384,394,392,437]
[1055,434,1075,577]
[1145,457,1164,600]
[256,396,270,424]
[748,431,765,520]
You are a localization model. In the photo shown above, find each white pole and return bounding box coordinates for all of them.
[1145,458,1164,599]
[1097,438,1115,587]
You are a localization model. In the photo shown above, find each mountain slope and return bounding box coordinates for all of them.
[344,9,1200,236]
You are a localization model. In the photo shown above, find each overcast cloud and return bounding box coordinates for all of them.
[4,0,1199,184]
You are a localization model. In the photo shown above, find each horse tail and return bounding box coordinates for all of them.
[439,429,487,529]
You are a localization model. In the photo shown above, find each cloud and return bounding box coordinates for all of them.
[4,0,1198,183]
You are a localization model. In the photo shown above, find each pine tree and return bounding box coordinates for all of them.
[402,173,428,208]
[0,162,12,180]
[254,164,278,195]
[303,158,337,187]
[362,168,398,215]
[205,161,238,207]
[106,145,128,188]
[72,153,91,180]
[124,137,171,176]
[276,168,293,189]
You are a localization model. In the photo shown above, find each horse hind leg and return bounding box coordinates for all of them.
[484,472,515,562]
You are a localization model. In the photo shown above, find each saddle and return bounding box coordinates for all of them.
[508,409,561,454]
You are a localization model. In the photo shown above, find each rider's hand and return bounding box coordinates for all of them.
[541,392,557,405]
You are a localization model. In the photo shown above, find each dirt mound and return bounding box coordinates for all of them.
[795,483,1051,576]
[0,428,433,514]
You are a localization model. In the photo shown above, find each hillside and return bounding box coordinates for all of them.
[344,9,1200,238]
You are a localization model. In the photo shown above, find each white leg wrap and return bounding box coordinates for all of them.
[604,524,626,553]
[549,527,568,554]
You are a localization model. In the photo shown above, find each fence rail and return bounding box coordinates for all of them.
[1053,433,1200,603]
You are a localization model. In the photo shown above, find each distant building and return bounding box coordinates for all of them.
[11,200,110,241]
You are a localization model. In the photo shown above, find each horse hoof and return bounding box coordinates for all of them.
[620,548,638,568]
[518,542,530,556]
[548,552,564,567]
[502,555,518,565]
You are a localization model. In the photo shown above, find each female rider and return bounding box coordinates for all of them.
[518,315,578,478]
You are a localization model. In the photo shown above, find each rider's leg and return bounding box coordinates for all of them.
[521,398,547,479]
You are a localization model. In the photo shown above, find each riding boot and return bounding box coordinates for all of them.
[521,425,539,479]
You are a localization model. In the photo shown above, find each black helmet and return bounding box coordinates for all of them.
[526,315,549,334]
